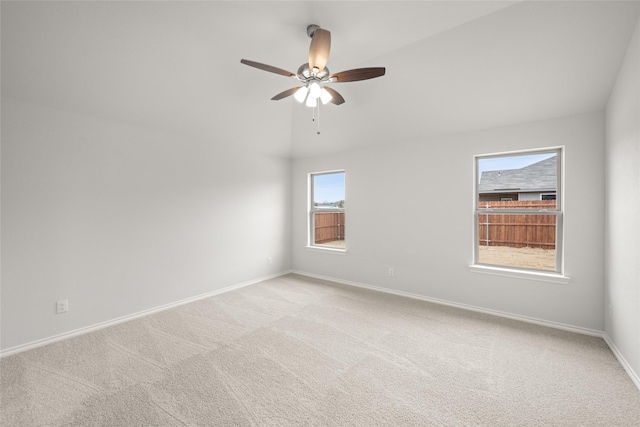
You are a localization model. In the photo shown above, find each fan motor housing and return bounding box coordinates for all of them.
[297,63,330,82]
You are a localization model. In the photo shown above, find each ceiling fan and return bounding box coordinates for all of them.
[240,25,386,108]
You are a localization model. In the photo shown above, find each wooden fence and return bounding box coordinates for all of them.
[314,212,345,244]
[477,200,556,249]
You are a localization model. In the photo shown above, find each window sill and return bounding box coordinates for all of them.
[468,264,570,284]
[305,246,347,255]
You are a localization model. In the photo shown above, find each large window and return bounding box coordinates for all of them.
[474,148,562,273]
[309,171,345,250]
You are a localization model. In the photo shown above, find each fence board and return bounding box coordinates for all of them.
[477,201,556,249]
[314,212,345,244]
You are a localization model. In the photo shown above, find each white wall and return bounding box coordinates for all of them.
[1,98,291,352]
[292,111,605,332]
[605,15,640,384]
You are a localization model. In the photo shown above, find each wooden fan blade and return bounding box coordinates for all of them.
[323,86,345,105]
[240,59,296,77]
[308,29,331,73]
[271,87,299,101]
[330,67,386,82]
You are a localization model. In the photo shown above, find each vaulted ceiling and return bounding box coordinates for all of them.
[2,1,639,158]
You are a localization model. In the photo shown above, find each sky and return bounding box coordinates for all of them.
[477,152,556,180]
[313,172,345,204]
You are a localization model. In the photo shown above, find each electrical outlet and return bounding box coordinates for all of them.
[388,268,394,277]
[267,257,272,265]
[609,304,613,319]
[56,299,68,314]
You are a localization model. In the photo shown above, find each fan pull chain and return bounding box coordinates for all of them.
[309,102,321,134]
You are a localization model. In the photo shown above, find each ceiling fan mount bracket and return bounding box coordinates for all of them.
[306,24,321,38]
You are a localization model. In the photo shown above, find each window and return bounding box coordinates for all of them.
[309,171,345,250]
[474,148,562,273]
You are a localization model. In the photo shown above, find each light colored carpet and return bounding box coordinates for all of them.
[2,274,639,426]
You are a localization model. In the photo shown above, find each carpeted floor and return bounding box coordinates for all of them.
[1,274,639,426]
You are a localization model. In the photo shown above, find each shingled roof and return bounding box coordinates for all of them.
[479,156,557,193]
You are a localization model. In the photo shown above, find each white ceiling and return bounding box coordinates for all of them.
[2,1,639,158]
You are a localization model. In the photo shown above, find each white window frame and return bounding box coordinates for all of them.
[308,170,346,253]
[470,147,569,283]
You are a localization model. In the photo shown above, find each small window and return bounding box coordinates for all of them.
[309,171,345,250]
[475,148,562,273]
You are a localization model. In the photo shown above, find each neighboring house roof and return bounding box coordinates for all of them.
[479,156,557,193]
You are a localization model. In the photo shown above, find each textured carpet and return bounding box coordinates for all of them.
[2,274,639,426]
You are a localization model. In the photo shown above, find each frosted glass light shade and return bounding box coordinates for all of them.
[309,82,321,99]
[305,95,317,107]
[294,87,308,103]
[320,88,333,105]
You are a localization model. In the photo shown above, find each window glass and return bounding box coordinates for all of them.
[313,173,345,209]
[310,171,345,249]
[475,149,561,273]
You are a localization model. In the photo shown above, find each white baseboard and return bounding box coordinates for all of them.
[292,270,640,391]
[292,270,604,337]
[0,271,292,358]
[5,269,639,393]
[603,334,640,391]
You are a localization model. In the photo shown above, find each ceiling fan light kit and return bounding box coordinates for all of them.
[241,24,386,134]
